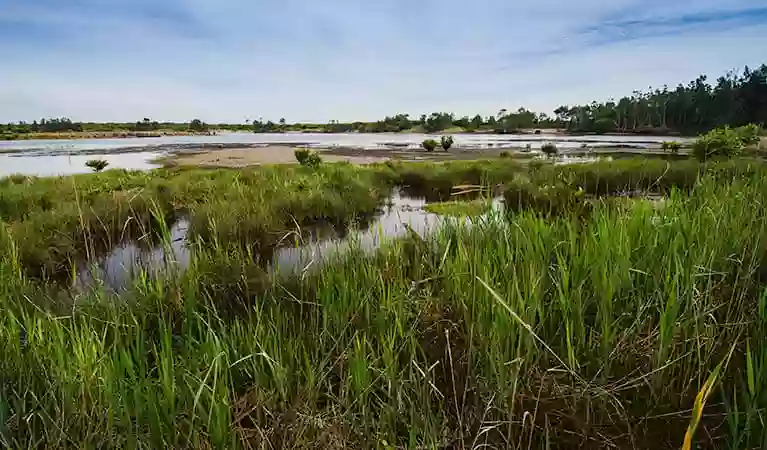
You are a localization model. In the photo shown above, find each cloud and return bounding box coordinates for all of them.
[1,0,766,123]
[581,4,767,45]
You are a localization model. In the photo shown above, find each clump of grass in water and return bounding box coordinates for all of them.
[424,199,487,217]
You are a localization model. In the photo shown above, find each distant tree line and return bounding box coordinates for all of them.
[253,110,558,134]
[1,117,83,134]
[554,64,767,134]
[2,63,765,138]
[250,63,764,135]
[0,118,211,136]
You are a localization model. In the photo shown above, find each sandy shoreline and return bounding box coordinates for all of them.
[157,145,537,168]
[156,137,696,168]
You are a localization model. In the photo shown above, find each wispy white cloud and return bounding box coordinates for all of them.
[1,0,766,122]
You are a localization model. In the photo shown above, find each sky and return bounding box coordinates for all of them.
[1,0,766,123]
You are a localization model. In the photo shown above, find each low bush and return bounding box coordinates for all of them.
[422,139,438,152]
[541,142,558,157]
[440,135,454,151]
[734,123,762,146]
[662,141,682,153]
[85,159,109,172]
[294,148,322,167]
[692,127,744,161]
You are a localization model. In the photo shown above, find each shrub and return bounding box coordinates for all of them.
[662,141,682,153]
[7,174,29,185]
[294,148,322,167]
[440,135,454,151]
[189,119,208,132]
[734,124,761,146]
[422,139,438,152]
[85,159,109,172]
[541,142,558,157]
[692,127,744,161]
[500,151,511,158]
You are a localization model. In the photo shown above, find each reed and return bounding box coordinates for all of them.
[1,159,765,448]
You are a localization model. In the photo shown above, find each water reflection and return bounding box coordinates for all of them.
[0,152,161,177]
[1,132,688,154]
[77,191,473,293]
[76,220,190,291]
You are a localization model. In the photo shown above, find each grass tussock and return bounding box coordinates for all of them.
[424,199,490,217]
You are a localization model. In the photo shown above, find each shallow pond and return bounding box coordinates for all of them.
[0,152,161,177]
[0,132,692,177]
[76,191,503,293]
[0,132,687,154]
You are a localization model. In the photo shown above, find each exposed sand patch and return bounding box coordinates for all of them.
[160,146,389,167]
[159,145,517,168]
[157,142,680,169]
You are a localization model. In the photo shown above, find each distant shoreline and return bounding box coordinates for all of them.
[0,130,215,141]
[0,128,692,143]
[154,142,689,169]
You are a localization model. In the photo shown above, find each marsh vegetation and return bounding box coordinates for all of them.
[1,147,767,448]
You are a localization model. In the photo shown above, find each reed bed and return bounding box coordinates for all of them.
[1,158,765,448]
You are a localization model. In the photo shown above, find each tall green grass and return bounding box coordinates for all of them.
[0,164,391,278]
[1,162,766,448]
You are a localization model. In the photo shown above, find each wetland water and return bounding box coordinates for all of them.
[1,132,687,177]
[77,191,503,292]
[0,152,161,177]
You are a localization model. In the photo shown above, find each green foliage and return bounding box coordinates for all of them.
[662,141,683,153]
[556,64,767,133]
[253,119,280,133]
[541,142,559,156]
[423,112,454,133]
[188,119,208,132]
[422,139,438,152]
[500,150,512,158]
[504,175,591,217]
[692,124,763,160]
[3,160,767,448]
[735,123,762,146]
[495,108,538,133]
[294,148,322,167]
[0,117,84,134]
[440,135,454,151]
[424,199,488,217]
[593,117,616,133]
[693,126,745,161]
[132,118,160,132]
[84,159,109,172]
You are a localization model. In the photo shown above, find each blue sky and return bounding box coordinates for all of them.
[1,0,766,123]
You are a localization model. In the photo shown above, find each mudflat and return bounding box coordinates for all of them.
[158,145,524,167]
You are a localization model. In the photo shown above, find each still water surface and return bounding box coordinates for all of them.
[0,132,682,154]
[0,152,161,177]
[77,191,503,292]
[0,132,684,177]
